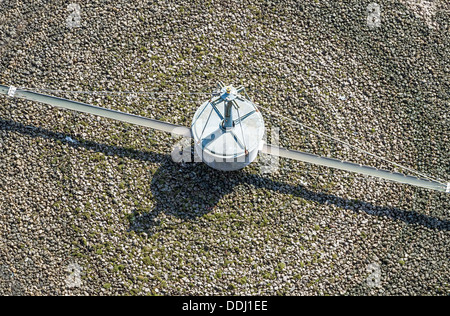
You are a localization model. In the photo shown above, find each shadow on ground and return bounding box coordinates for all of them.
[1,118,448,234]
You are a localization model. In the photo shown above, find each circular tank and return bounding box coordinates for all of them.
[191,85,265,171]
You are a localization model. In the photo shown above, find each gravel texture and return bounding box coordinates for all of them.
[0,0,449,296]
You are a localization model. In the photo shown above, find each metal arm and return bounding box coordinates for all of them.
[0,85,192,138]
[260,142,449,193]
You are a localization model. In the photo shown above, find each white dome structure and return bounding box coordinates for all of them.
[191,84,265,171]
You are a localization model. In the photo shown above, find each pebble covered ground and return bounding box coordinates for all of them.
[0,0,448,295]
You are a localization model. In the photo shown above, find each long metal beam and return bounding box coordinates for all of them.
[2,85,448,193]
[0,85,192,138]
[261,143,449,193]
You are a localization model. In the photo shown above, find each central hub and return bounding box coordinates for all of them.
[221,101,235,130]
[190,83,265,171]
[219,86,239,131]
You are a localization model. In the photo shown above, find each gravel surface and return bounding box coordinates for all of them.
[0,0,448,296]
